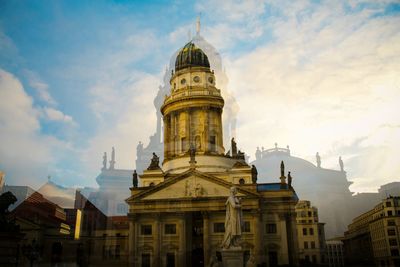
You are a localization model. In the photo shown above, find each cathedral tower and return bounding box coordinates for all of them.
[161,42,225,168]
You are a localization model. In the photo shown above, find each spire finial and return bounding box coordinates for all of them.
[196,14,201,35]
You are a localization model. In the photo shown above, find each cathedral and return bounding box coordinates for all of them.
[126,38,300,267]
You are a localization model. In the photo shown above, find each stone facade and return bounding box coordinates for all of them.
[127,41,300,267]
[343,196,400,267]
[295,200,326,265]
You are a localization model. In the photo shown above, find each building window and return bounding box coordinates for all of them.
[214,222,225,233]
[304,241,308,249]
[386,201,392,207]
[141,224,152,235]
[308,211,312,217]
[389,239,397,246]
[266,223,277,234]
[388,210,393,216]
[166,253,175,267]
[149,182,155,187]
[311,241,316,249]
[388,229,396,236]
[303,228,308,235]
[309,228,314,235]
[388,220,396,226]
[242,221,251,232]
[142,253,151,267]
[391,249,399,256]
[165,224,176,235]
[239,178,245,185]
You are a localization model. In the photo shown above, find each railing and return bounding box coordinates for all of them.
[164,88,221,103]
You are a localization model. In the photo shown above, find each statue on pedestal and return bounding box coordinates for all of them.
[251,165,258,184]
[280,161,286,186]
[147,152,160,170]
[339,156,344,172]
[231,138,237,157]
[109,147,116,170]
[102,152,107,170]
[280,161,285,178]
[255,147,261,160]
[288,171,293,188]
[316,152,321,168]
[132,170,138,188]
[221,186,243,249]
[136,141,143,161]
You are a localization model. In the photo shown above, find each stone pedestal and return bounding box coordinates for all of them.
[221,248,244,267]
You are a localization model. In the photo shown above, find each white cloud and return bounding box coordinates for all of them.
[213,2,400,192]
[41,107,76,126]
[24,70,57,106]
[0,69,67,188]
[80,70,161,175]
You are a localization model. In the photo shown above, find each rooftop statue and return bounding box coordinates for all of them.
[316,152,321,168]
[221,186,243,249]
[288,171,293,188]
[136,141,143,161]
[255,147,261,160]
[132,170,138,188]
[251,165,258,184]
[102,152,107,170]
[280,160,285,178]
[339,156,344,172]
[147,152,160,170]
[231,138,237,156]
[109,147,116,170]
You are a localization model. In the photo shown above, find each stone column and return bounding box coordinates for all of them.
[163,115,169,159]
[253,210,262,264]
[128,220,135,265]
[179,213,186,267]
[217,109,224,154]
[202,211,210,266]
[170,112,176,157]
[154,213,161,267]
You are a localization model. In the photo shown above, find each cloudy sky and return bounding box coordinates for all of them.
[0,0,399,192]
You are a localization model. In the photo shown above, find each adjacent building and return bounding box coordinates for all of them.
[295,200,326,265]
[343,196,400,267]
[326,238,345,267]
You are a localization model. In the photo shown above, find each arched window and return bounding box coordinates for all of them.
[239,178,245,185]
[149,182,155,187]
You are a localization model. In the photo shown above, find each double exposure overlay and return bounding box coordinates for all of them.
[1,1,400,267]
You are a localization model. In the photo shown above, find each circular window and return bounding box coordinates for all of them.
[208,77,214,84]
[193,76,200,83]
[180,78,186,85]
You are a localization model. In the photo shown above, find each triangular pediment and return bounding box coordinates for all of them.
[127,169,258,202]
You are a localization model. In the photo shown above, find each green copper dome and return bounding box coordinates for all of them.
[175,41,210,72]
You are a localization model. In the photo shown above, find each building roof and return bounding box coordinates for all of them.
[175,41,210,71]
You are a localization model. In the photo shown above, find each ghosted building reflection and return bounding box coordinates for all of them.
[251,144,353,238]
[135,20,239,174]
